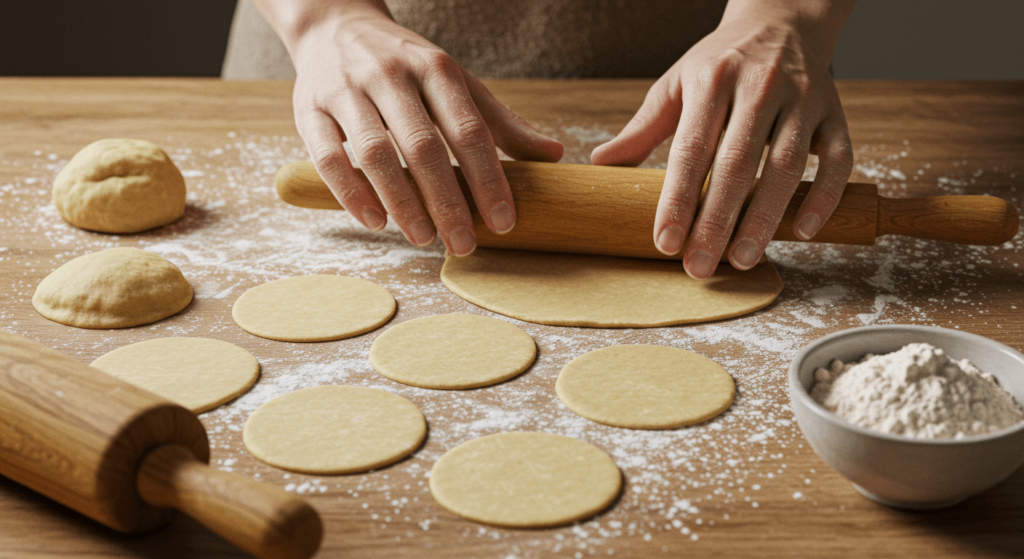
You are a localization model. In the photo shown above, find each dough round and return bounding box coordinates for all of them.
[32,247,193,329]
[91,337,259,414]
[53,138,186,233]
[232,275,396,342]
[429,432,621,528]
[243,385,426,474]
[369,314,536,389]
[556,345,735,429]
[441,249,783,327]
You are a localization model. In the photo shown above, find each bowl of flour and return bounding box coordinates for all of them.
[789,325,1024,509]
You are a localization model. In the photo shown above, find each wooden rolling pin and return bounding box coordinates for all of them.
[0,331,322,559]
[276,160,1019,260]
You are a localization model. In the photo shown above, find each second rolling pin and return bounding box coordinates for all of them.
[276,160,1019,261]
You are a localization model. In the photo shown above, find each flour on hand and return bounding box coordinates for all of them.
[810,343,1024,439]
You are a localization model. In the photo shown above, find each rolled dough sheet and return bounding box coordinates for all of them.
[429,432,621,528]
[232,275,395,342]
[369,313,536,389]
[243,385,426,474]
[556,345,735,429]
[440,249,783,327]
[91,337,259,414]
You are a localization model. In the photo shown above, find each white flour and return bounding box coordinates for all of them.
[810,343,1024,439]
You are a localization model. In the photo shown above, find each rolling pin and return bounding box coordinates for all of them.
[276,160,1019,260]
[0,331,322,559]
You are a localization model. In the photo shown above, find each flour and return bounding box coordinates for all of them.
[810,343,1024,439]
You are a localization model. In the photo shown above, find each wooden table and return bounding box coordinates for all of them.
[1,79,1022,558]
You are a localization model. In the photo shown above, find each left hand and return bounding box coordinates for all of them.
[592,0,857,279]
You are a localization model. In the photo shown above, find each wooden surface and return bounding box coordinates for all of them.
[1,78,1022,558]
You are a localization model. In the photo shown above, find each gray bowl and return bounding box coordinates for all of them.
[789,325,1024,509]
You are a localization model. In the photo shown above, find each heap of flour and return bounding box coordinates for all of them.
[810,343,1024,439]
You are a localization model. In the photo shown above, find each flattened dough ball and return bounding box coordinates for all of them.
[369,314,536,389]
[429,432,621,528]
[441,249,783,327]
[53,138,186,233]
[91,337,259,413]
[32,247,193,329]
[232,275,396,342]
[556,345,735,429]
[243,385,426,474]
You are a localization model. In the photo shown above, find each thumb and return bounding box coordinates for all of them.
[591,79,681,167]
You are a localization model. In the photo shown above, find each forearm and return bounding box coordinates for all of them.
[249,0,392,54]
[721,0,857,62]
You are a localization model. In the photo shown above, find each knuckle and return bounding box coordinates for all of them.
[369,56,406,82]
[401,126,445,164]
[353,133,394,171]
[670,132,715,161]
[767,144,806,183]
[448,116,491,149]
[420,50,459,79]
[714,145,760,179]
[696,210,737,242]
[388,193,424,220]
[741,208,783,240]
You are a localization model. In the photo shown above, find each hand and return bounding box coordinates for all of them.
[261,1,563,255]
[592,0,856,279]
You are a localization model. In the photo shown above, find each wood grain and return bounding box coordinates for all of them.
[0,79,1022,559]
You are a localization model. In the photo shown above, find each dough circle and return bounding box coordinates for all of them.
[441,249,783,327]
[32,247,193,329]
[429,432,621,528]
[369,314,536,389]
[52,138,186,233]
[243,385,426,474]
[232,275,396,342]
[556,345,735,429]
[91,337,259,413]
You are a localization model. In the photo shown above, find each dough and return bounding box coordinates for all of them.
[32,247,193,329]
[429,432,621,528]
[556,345,735,429]
[232,275,396,342]
[440,249,783,327]
[52,138,186,233]
[369,314,536,389]
[91,337,259,414]
[243,385,426,474]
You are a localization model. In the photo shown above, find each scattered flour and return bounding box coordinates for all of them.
[810,343,1024,438]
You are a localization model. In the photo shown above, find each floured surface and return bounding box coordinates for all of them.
[441,248,784,327]
[91,337,259,413]
[429,432,622,527]
[370,313,536,389]
[556,345,735,429]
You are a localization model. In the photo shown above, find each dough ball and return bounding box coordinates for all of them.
[232,275,396,342]
[91,337,259,414]
[369,314,536,389]
[429,432,621,528]
[33,247,193,329]
[243,385,426,474]
[556,345,735,429]
[53,138,186,233]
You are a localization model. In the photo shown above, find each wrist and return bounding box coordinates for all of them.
[251,0,392,56]
[720,0,856,63]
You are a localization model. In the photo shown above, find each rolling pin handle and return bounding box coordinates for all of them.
[876,195,1019,246]
[136,444,323,559]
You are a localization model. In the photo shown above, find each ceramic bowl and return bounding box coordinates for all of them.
[789,325,1024,509]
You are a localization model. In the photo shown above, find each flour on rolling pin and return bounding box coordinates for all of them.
[810,343,1024,439]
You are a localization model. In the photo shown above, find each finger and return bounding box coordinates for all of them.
[591,77,681,167]
[462,71,564,162]
[420,56,516,234]
[329,91,437,248]
[793,116,854,240]
[372,75,477,256]
[727,111,812,270]
[684,81,783,280]
[295,107,388,231]
[652,72,730,260]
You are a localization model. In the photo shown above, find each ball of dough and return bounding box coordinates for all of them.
[52,138,186,233]
[33,247,193,329]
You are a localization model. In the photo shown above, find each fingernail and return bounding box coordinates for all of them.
[731,239,760,270]
[490,201,515,234]
[656,225,684,255]
[449,226,477,257]
[797,214,820,240]
[410,219,436,247]
[687,250,716,280]
[362,208,386,231]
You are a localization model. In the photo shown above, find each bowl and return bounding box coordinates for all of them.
[789,325,1024,509]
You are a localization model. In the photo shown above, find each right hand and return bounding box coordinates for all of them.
[285,3,563,255]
